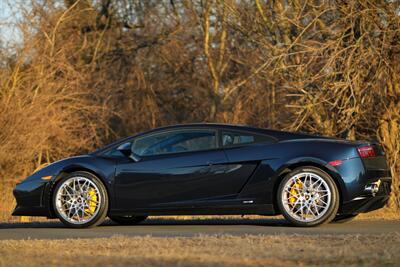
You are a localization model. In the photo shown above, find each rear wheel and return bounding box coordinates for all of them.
[109,215,148,225]
[277,166,339,227]
[53,171,108,228]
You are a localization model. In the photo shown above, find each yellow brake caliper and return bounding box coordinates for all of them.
[289,180,302,205]
[85,188,97,214]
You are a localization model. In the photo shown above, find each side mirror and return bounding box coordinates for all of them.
[117,142,141,162]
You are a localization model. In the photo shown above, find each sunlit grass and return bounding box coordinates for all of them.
[0,234,399,267]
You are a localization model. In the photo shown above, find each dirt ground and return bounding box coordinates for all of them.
[0,233,399,267]
[0,208,399,267]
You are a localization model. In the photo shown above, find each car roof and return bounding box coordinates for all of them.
[134,123,270,137]
[148,123,266,133]
[146,123,312,139]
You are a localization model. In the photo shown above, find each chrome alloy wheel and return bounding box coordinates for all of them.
[281,172,332,222]
[55,177,101,225]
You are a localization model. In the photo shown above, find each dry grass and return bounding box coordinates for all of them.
[358,208,400,220]
[0,234,399,267]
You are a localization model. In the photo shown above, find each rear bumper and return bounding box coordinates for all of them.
[340,178,391,214]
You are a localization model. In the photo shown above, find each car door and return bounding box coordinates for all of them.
[114,128,251,210]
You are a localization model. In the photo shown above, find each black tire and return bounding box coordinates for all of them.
[52,171,109,228]
[332,214,357,223]
[277,166,340,227]
[109,215,148,225]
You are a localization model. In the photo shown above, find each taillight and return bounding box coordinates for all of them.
[357,145,376,158]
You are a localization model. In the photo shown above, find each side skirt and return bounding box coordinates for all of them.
[109,204,275,217]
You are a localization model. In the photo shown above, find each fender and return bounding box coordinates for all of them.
[237,156,346,213]
[43,155,118,217]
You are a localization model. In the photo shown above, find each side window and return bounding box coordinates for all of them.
[132,130,217,156]
[104,148,126,157]
[221,131,272,147]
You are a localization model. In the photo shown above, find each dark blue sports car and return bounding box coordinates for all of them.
[13,124,391,228]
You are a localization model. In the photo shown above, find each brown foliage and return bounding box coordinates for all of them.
[1,234,400,266]
[0,0,399,220]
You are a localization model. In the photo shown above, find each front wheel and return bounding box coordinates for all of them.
[109,215,148,225]
[53,171,109,228]
[277,166,339,227]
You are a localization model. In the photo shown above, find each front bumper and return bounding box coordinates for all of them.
[340,178,391,214]
[12,179,53,217]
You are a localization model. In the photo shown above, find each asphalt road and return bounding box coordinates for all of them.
[0,218,398,240]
